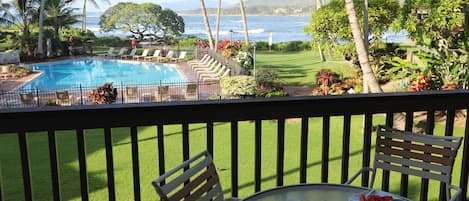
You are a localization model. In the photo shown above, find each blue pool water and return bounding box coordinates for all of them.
[20,58,185,90]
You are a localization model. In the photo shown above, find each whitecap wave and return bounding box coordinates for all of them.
[249,28,264,34]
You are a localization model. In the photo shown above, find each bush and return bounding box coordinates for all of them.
[255,68,278,87]
[93,36,127,47]
[220,76,257,97]
[273,41,311,51]
[177,38,198,48]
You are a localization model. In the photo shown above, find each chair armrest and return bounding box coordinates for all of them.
[449,185,461,201]
[344,167,374,185]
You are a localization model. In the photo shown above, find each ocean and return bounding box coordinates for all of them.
[81,14,407,43]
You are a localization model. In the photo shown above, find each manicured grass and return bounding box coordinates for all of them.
[0,116,465,201]
[256,51,352,87]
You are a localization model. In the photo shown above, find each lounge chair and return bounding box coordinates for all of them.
[158,50,174,63]
[125,86,139,103]
[184,84,198,100]
[56,90,72,106]
[170,51,187,63]
[98,47,115,57]
[190,57,212,69]
[202,68,231,82]
[157,86,170,101]
[197,64,224,79]
[121,48,137,59]
[188,54,208,65]
[110,48,127,58]
[191,58,216,70]
[194,62,221,77]
[19,92,37,106]
[144,50,161,61]
[133,49,150,60]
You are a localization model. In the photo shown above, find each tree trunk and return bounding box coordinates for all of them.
[344,0,382,93]
[316,0,325,62]
[37,0,46,58]
[215,0,221,51]
[200,0,214,49]
[239,0,249,45]
[82,0,87,32]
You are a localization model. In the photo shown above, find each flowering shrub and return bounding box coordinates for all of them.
[88,82,118,104]
[217,39,242,58]
[235,51,253,69]
[410,75,433,91]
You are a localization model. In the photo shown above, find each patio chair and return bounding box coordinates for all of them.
[195,62,222,78]
[144,50,161,61]
[19,92,37,105]
[125,86,139,103]
[201,67,231,82]
[157,86,170,102]
[98,47,115,57]
[133,49,150,60]
[188,54,208,65]
[345,126,463,201]
[170,51,187,63]
[121,48,137,59]
[55,90,73,106]
[110,47,127,58]
[152,150,239,201]
[184,84,198,100]
[158,50,174,63]
[191,57,214,70]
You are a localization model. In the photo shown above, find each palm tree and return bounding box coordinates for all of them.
[0,0,14,25]
[200,0,214,49]
[37,0,47,58]
[44,0,80,40]
[239,0,249,45]
[316,0,325,62]
[344,0,382,93]
[71,0,110,33]
[14,0,34,56]
[214,0,221,51]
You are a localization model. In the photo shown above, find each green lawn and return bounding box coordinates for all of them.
[256,51,352,87]
[0,116,465,201]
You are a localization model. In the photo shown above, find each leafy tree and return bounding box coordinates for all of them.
[99,3,184,42]
[305,0,399,51]
[394,0,467,89]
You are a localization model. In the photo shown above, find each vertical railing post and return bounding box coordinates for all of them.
[120,82,124,103]
[76,129,89,201]
[79,84,83,105]
[460,108,469,201]
[0,160,3,201]
[48,130,61,201]
[18,131,33,201]
[36,86,40,107]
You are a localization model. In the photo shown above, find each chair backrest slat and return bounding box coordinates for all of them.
[378,128,461,148]
[376,144,453,165]
[169,164,217,201]
[375,161,450,182]
[375,154,451,175]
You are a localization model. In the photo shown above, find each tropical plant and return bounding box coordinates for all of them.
[0,0,14,25]
[220,75,257,97]
[87,82,118,104]
[13,0,36,56]
[235,51,253,69]
[70,0,110,32]
[43,0,80,40]
[255,68,278,88]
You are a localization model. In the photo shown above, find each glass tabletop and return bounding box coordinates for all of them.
[242,184,410,201]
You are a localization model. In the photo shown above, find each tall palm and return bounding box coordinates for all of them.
[239,0,249,45]
[200,0,214,49]
[0,0,14,25]
[45,0,80,40]
[14,0,35,56]
[71,0,110,32]
[37,0,47,58]
[214,0,221,51]
[344,0,382,93]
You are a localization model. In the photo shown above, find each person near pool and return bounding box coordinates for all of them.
[131,37,137,49]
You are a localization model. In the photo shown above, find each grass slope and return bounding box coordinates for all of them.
[0,116,465,201]
[256,51,352,87]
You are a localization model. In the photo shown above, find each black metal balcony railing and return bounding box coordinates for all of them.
[0,90,469,201]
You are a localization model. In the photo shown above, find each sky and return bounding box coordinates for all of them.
[70,0,240,13]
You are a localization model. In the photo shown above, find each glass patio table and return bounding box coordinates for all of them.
[242,184,411,201]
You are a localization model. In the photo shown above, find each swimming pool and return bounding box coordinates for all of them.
[20,58,185,90]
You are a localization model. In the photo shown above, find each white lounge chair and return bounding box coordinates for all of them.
[158,50,174,63]
[170,51,187,63]
[110,48,127,58]
[98,47,115,57]
[121,48,137,59]
[133,49,150,60]
[188,54,208,65]
[144,50,161,61]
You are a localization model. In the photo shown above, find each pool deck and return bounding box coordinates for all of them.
[0,56,198,92]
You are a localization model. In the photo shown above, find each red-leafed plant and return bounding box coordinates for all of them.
[88,82,118,104]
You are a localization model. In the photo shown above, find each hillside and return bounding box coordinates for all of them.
[180,0,325,16]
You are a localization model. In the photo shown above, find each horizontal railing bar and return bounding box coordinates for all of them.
[1,91,468,133]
